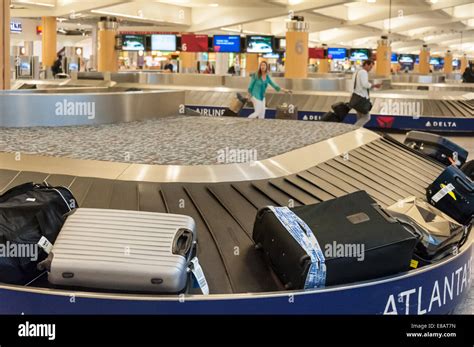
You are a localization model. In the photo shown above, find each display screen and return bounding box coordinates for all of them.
[246,36,273,53]
[391,53,398,63]
[399,54,414,63]
[349,48,370,61]
[181,34,208,52]
[262,52,280,59]
[327,47,347,60]
[69,63,79,71]
[213,35,241,53]
[453,59,460,67]
[122,35,145,51]
[279,38,286,49]
[415,55,419,64]
[151,34,177,51]
[430,57,442,65]
[309,48,325,59]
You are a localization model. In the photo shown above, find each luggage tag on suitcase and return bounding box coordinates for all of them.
[190,257,209,295]
[268,206,327,289]
[431,183,456,203]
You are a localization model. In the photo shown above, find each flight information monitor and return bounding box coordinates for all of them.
[213,35,241,53]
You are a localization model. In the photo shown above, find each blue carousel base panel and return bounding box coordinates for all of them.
[187,106,474,132]
[0,241,471,315]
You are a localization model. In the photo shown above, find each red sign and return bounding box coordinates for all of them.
[181,34,208,52]
[376,116,395,128]
[309,48,325,59]
[36,25,43,35]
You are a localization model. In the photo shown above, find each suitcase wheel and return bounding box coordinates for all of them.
[254,243,263,250]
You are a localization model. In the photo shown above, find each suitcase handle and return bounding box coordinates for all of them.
[455,176,474,193]
[172,228,194,258]
[371,203,396,223]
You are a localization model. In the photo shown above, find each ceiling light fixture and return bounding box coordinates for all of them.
[367,0,376,3]
[16,1,55,7]
[208,3,219,7]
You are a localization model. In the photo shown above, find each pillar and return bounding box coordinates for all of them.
[460,54,468,73]
[97,17,118,73]
[444,50,453,74]
[317,59,330,73]
[91,26,98,71]
[285,20,309,79]
[180,52,197,73]
[246,54,259,74]
[42,17,57,69]
[419,45,430,75]
[375,36,391,77]
[215,52,229,75]
[0,0,10,89]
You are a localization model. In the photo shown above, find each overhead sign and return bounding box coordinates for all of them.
[10,21,22,34]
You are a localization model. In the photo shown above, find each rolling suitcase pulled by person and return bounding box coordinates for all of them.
[223,93,248,117]
[320,102,351,123]
[426,165,474,226]
[404,131,468,167]
[0,182,77,284]
[275,92,298,120]
[47,208,209,294]
[387,196,469,263]
[252,191,417,289]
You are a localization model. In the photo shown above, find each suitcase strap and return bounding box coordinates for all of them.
[268,206,326,289]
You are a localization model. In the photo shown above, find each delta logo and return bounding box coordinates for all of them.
[425,121,457,128]
[376,116,395,128]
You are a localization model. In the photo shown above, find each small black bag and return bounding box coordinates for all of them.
[0,182,78,284]
[349,70,372,114]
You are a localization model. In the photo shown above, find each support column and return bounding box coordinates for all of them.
[419,44,430,75]
[0,0,10,89]
[98,16,118,73]
[42,17,57,71]
[375,36,391,77]
[444,50,453,74]
[317,59,330,73]
[285,20,309,79]
[91,26,98,71]
[215,52,229,75]
[180,52,197,73]
[460,54,468,73]
[246,54,259,74]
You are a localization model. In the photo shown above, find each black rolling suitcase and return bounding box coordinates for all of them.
[461,160,474,180]
[426,165,474,225]
[253,191,418,289]
[320,102,350,123]
[0,182,78,284]
[404,131,468,167]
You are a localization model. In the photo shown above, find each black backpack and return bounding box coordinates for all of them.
[0,183,77,284]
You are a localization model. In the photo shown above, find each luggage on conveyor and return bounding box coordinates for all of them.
[48,208,208,294]
[426,165,474,226]
[252,191,418,289]
[404,131,468,167]
[0,182,77,284]
[320,102,351,123]
[461,160,474,180]
[224,93,248,117]
[275,92,298,120]
[387,196,469,263]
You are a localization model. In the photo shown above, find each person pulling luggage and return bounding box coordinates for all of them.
[247,61,290,119]
[349,59,381,127]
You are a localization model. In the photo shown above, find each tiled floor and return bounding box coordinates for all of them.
[0,116,356,165]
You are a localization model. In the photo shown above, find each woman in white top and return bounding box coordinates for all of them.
[351,60,381,127]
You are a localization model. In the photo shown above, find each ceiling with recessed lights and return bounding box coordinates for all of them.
[10,0,474,56]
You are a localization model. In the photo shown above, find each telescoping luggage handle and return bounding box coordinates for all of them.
[172,228,209,295]
[268,206,326,289]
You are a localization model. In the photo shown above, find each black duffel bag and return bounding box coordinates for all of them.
[0,182,77,284]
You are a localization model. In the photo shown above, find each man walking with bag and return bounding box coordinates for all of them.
[349,60,381,127]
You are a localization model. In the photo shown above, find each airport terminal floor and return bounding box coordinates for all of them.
[1,2,474,343]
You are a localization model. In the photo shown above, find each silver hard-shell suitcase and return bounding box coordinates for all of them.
[48,208,196,293]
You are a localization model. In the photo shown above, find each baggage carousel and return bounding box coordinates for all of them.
[0,116,471,315]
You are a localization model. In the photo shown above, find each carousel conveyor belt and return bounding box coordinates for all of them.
[0,136,445,294]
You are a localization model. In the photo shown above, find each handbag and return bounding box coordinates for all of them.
[349,70,372,114]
